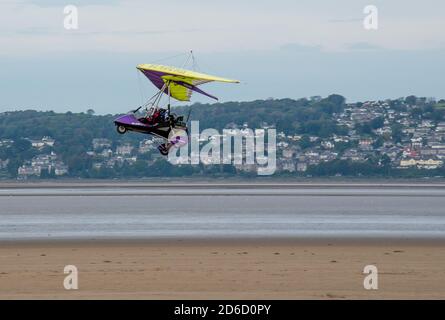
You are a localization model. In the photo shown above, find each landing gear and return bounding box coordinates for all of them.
[116,125,127,135]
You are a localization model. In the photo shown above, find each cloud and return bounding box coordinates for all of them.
[1,0,444,55]
[280,43,323,53]
[328,18,362,24]
[346,42,384,51]
[3,28,199,37]
[15,0,121,7]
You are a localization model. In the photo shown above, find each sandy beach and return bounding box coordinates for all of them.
[1,183,445,299]
[1,240,444,300]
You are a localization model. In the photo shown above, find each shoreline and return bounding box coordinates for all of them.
[2,237,445,246]
[2,180,445,189]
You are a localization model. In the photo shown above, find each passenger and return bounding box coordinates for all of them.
[142,108,162,125]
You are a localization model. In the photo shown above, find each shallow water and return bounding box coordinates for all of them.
[1,187,445,240]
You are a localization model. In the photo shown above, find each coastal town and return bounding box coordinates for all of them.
[1,96,445,179]
[274,98,445,173]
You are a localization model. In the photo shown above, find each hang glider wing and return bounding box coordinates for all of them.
[137,64,240,102]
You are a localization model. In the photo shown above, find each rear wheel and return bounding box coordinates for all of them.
[116,126,127,135]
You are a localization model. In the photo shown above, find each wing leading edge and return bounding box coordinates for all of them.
[137,64,239,102]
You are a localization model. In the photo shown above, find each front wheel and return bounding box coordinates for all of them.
[116,125,127,135]
[158,144,169,156]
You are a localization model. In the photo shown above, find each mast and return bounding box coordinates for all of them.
[167,81,171,116]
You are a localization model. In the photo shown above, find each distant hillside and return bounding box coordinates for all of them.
[0,95,346,178]
[1,95,445,179]
[0,94,347,139]
[175,94,347,135]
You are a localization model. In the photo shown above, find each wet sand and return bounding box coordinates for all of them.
[1,240,444,299]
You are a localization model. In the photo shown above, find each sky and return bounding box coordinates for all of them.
[0,0,444,114]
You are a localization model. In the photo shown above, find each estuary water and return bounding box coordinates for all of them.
[1,185,445,240]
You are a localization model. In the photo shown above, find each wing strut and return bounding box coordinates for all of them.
[167,81,171,116]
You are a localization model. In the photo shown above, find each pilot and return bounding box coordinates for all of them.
[143,108,166,125]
